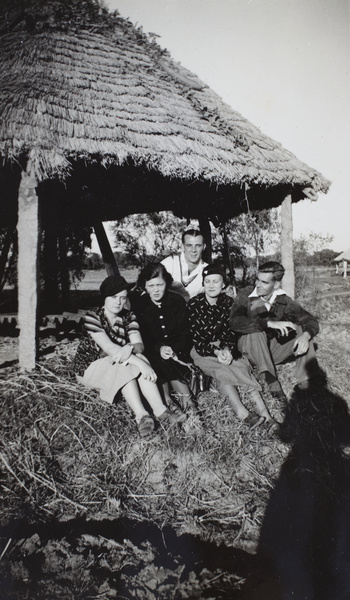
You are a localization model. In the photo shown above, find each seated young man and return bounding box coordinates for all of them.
[228,261,320,400]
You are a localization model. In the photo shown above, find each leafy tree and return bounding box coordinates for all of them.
[212,208,281,285]
[313,248,339,266]
[112,209,281,281]
[293,232,335,299]
[84,252,105,270]
[40,224,93,308]
[0,224,92,310]
[293,232,334,266]
[112,212,187,269]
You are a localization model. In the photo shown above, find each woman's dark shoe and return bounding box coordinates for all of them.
[268,380,288,404]
[172,393,197,412]
[158,409,187,425]
[242,414,265,429]
[261,416,280,435]
[137,415,155,439]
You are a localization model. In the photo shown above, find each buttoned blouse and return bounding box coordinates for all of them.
[136,290,192,356]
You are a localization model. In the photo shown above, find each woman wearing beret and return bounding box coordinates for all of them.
[74,274,186,438]
[187,264,274,428]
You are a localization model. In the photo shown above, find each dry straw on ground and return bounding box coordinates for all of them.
[0,345,288,550]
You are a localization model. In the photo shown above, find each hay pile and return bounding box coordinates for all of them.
[0,337,292,598]
[0,339,289,547]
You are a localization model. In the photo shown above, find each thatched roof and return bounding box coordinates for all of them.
[0,0,330,223]
[334,249,350,262]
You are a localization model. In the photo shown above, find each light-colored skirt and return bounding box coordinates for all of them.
[76,356,141,404]
[190,348,261,391]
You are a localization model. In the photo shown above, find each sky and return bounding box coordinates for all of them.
[103,0,350,253]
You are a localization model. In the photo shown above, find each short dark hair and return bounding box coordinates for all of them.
[258,261,285,282]
[137,262,173,290]
[181,228,205,244]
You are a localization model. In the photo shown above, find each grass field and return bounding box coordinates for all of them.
[72,268,140,290]
[0,267,349,599]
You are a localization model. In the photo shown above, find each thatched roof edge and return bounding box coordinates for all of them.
[0,0,330,198]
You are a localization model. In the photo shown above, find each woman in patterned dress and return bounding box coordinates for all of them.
[187,264,274,427]
[74,275,186,438]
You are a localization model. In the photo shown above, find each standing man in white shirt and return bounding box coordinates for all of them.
[161,228,208,301]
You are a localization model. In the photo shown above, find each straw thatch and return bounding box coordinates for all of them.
[0,0,330,223]
[334,248,350,262]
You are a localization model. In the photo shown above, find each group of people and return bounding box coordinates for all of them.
[74,228,320,439]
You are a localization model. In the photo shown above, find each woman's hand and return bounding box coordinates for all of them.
[139,361,157,382]
[125,353,156,381]
[160,346,175,360]
[215,347,233,365]
[112,344,133,364]
[217,348,233,365]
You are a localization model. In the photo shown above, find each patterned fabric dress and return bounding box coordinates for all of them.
[187,293,261,391]
[73,306,142,403]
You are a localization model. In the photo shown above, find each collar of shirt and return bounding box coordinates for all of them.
[180,252,206,278]
[249,287,285,310]
[146,290,171,309]
[202,292,227,309]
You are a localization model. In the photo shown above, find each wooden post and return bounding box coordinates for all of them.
[198,217,212,263]
[280,194,295,298]
[94,222,120,277]
[222,220,236,284]
[335,262,339,275]
[58,233,70,309]
[17,165,39,371]
[0,226,16,292]
[343,260,347,279]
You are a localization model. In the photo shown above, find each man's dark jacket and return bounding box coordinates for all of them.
[228,289,319,339]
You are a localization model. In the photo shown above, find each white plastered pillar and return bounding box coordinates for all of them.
[17,164,39,371]
[280,193,295,298]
